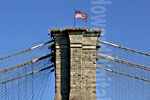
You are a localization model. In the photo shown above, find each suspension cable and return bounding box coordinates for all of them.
[0,65,54,84]
[98,40,150,56]
[0,54,54,74]
[97,53,150,71]
[96,65,150,82]
[0,41,54,61]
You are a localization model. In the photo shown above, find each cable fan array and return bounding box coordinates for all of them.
[0,39,55,100]
[96,40,150,100]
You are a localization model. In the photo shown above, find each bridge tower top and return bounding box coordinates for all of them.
[51,27,101,100]
[51,27,100,37]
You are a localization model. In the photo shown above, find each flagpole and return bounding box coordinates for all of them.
[74,17,75,27]
[74,9,76,27]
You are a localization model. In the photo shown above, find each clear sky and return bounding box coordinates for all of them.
[1,0,150,54]
[1,0,150,99]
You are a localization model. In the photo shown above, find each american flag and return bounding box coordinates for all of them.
[75,10,88,22]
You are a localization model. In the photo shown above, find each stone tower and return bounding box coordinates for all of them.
[51,28,101,100]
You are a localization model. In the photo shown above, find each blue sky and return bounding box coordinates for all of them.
[1,0,150,99]
[1,0,150,54]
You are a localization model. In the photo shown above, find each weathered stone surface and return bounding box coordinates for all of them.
[51,28,101,100]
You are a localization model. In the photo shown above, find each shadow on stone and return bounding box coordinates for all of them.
[58,33,70,100]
